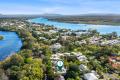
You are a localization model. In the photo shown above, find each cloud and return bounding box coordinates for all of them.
[0,0,120,14]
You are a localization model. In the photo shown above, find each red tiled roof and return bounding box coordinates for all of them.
[109,56,120,69]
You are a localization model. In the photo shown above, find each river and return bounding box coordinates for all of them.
[0,31,22,61]
[30,18,120,35]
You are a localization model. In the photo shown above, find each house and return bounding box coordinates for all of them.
[57,53,65,57]
[39,37,47,40]
[75,40,87,45]
[35,31,42,35]
[71,52,88,62]
[91,70,99,78]
[89,36,102,44]
[84,73,98,80]
[50,54,61,61]
[109,39,120,45]
[54,75,65,80]
[49,30,58,33]
[101,39,120,46]
[79,64,88,71]
[31,23,42,27]
[50,53,65,64]
[72,52,83,57]
[109,55,120,69]
[64,31,72,35]
[75,31,89,36]
[51,43,62,52]
[102,73,120,80]
[50,54,67,74]
[61,36,69,41]
[77,55,87,62]
[64,53,71,56]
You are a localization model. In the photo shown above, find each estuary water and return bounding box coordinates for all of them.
[0,31,22,61]
[30,18,120,35]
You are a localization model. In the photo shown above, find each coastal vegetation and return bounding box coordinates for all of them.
[0,19,120,80]
[0,35,3,40]
[46,15,120,25]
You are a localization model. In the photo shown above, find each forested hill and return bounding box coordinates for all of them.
[45,14,120,25]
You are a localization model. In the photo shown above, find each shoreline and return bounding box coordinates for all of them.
[0,31,23,61]
[47,19,120,26]
[30,18,120,36]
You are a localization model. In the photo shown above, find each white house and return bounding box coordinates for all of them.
[72,52,83,57]
[89,36,102,44]
[77,55,87,62]
[101,39,120,46]
[50,54,61,61]
[79,64,88,71]
[75,40,87,45]
[55,75,65,80]
[84,73,98,80]
[75,32,89,36]
[51,43,62,51]
[49,30,58,33]
[64,53,71,56]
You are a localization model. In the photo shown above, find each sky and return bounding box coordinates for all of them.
[0,0,120,15]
